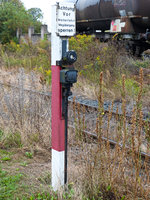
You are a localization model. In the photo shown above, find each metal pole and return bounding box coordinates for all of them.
[63,88,70,184]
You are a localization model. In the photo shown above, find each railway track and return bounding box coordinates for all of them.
[69,125,150,163]
[68,95,150,123]
[68,95,150,163]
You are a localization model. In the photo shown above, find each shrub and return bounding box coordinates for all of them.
[69,35,127,84]
[0,132,22,149]
[115,78,140,99]
[0,40,51,85]
[134,59,150,69]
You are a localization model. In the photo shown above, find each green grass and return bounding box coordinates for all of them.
[0,166,23,200]
[20,161,28,167]
[0,132,22,149]
[25,191,58,200]
[25,152,33,159]
[0,149,13,162]
[0,164,59,200]
[0,149,13,155]
[0,160,75,200]
[1,156,12,161]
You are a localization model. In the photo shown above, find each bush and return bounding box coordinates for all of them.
[69,35,127,83]
[0,132,22,149]
[134,59,150,69]
[0,40,51,85]
[115,78,140,99]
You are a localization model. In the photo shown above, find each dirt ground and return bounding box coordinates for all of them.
[1,147,52,192]
[0,137,85,199]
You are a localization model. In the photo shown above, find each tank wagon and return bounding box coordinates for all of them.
[76,0,150,55]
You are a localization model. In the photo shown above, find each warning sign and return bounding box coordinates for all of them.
[56,2,76,37]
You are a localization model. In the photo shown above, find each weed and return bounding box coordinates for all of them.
[1,156,11,161]
[25,152,33,159]
[0,150,13,161]
[38,172,51,185]
[121,196,126,200]
[0,40,51,85]
[78,69,150,200]
[28,133,40,145]
[26,191,58,200]
[0,149,13,156]
[20,161,28,167]
[70,34,126,76]
[62,183,75,200]
[0,132,22,149]
[115,78,140,99]
[134,58,150,69]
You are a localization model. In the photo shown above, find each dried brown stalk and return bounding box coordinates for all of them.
[73,96,76,120]
[82,105,85,131]
[98,72,104,142]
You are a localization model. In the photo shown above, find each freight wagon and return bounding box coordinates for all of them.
[75,0,150,55]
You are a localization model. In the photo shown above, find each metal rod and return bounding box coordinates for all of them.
[64,89,69,184]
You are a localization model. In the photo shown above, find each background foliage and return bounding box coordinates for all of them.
[0,0,42,43]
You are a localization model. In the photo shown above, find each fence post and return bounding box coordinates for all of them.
[41,24,48,40]
[28,26,34,39]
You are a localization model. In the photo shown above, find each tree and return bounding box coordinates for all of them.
[0,0,23,8]
[28,8,43,22]
[27,8,43,33]
[0,0,42,43]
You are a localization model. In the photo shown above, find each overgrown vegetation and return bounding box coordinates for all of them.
[0,34,149,199]
[0,39,51,84]
[0,34,150,98]
[69,34,150,101]
[69,35,127,79]
[73,70,150,200]
[0,131,22,149]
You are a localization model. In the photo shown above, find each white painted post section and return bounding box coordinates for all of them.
[51,3,62,67]
[52,149,65,189]
[51,2,64,191]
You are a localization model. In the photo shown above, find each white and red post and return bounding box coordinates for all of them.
[51,3,65,190]
[51,1,76,191]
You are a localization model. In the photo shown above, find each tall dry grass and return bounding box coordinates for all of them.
[0,69,51,148]
[69,68,150,200]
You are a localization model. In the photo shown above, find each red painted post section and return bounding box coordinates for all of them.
[51,65,65,152]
